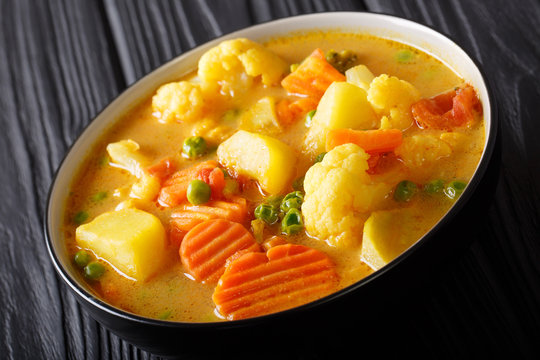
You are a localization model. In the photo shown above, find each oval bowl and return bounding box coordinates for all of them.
[45,11,499,358]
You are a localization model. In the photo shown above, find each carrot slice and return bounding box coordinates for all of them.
[326,128,403,153]
[180,219,261,283]
[262,236,288,251]
[158,160,222,207]
[276,97,318,127]
[213,243,338,320]
[169,196,248,244]
[146,157,177,182]
[281,48,346,99]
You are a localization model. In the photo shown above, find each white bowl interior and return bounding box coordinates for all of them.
[47,12,492,295]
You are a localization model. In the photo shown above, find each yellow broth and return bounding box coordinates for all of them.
[63,31,484,322]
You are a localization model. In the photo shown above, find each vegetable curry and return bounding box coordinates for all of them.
[64,31,484,322]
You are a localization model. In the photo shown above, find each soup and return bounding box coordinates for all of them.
[64,31,484,322]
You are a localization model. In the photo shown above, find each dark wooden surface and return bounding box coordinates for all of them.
[1,0,539,358]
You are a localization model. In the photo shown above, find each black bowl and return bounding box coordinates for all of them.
[44,12,499,358]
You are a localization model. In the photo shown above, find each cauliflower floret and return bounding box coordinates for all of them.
[367,74,421,130]
[106,139,149,178]
[152,81,205,123]
[198,38,288,96]
[302,144,392,248]
[395,134,452,169]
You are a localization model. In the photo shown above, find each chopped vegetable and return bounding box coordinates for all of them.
[304,81,378,155]
[198,38,288,96]
[84,262,106,280]
[106,139,149,178]
[280,191,304,213]
[75,208,167,281]
[180,219,261,283]
[152,81,206,123]
[281,208,304,235]
[217,130,297,194]
[74,250,91,268]
[73,211,89,225]
[276,97,318,127]
[395,49,415,63]
[170,196,248,242]
[411,85,481,130]
[302,144,392,247]
[130,173,161,201]
[146,157,176,181]
[424,179,445,194]
[325,128,403,154]
[239,96,282,134]
[265,194,283,210]
[212,243,338,320]
[394,180,417,202]
[444,180,467,199]
[186,180,211,205]
[254,204,278,225]
[183,136,207,159]
[251,219,265,243]
[281,48,346,99]
[262,236,288,250]
[91,191,108,202]
[345,64,375,91]
[325,49,358,73]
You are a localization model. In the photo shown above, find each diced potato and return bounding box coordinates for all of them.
[305,82,378,155]
[76,209,167,281]
[217,130,296,194]
[239,97,282,135]
[130,173,161,201]
[361,209,425,270]
[106,140,149,178]
[345,65,375,91]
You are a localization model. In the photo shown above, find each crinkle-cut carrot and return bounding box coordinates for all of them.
[281,48,346,99]
[158,182,189,207]
[146,157,177,182]
[180,219,261,283]
[276,97,319,127]
[170,196,249,246]
[262,236,288,251]
[411,85,481,130]
[213,243,338,320]
[326,128,403,154]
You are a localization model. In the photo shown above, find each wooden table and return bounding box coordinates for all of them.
[1,0,539,358]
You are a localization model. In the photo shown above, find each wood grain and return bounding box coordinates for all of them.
[1,0,539,358]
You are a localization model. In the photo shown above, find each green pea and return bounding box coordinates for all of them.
[186,180,211,205]
[84,262,106,280]
[182,136,207,158]
[281,208,304,235]
[73,211,89,225]
[305,110,316,127]
[280,191,304,213]
[254,204,278,225]
[444,180,467,200]
[394,180,417,202]
[74,250,91,268]
[264,194,283,210]
[424,179,445,195]
[158,310,172,320]
[315,152,327,163]
[91,191,108,202]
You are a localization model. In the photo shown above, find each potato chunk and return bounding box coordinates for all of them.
[361,209,425,270]
[217,130,296,194]
[305,82,378,155]
[239,97,282,135]
[76,209,167,281]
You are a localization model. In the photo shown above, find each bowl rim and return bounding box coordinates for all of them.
[44,10,498,329]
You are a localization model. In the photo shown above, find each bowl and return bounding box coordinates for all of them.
[44,12,499,358]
